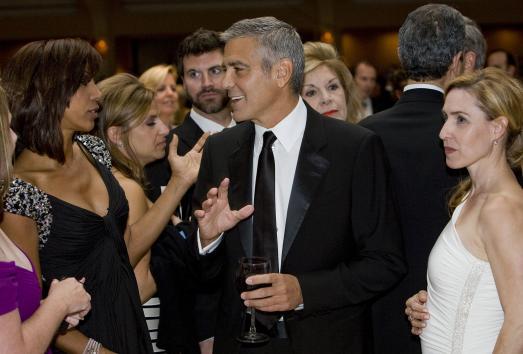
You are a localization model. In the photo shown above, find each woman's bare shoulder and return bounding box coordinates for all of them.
[112,170,146,199]
[12,150,56,185]
[479,190,523,243]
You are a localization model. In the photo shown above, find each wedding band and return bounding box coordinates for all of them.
[408,315,413,321]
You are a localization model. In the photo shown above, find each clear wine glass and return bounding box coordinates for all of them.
[235,256,271,344]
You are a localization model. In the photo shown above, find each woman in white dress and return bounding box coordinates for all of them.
[405,67,523,353]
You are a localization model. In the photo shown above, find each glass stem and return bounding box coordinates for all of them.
[249,307,257,335]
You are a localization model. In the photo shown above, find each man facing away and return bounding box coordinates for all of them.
[462,16,487,74]
[192,16,406,354]
[144,28,233,354]
[359,4,466,354]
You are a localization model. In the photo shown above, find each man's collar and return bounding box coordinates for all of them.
[254,97,307,152]
[190,108,235,133]
[403,83,444,94]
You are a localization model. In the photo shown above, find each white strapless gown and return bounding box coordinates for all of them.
[420,202,504,353]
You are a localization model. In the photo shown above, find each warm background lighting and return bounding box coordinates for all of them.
[321,31,335,44]
[95,39,109,55]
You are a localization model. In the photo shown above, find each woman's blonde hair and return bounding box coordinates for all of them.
[0,86,12,201]
[303,41,364,123]
[447,67,523,210]
[139,64,180,125]
[96,73,155,187]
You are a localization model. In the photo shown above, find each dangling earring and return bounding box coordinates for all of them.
[493,140,498,146]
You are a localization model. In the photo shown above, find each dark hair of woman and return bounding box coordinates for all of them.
[1,38,101,163]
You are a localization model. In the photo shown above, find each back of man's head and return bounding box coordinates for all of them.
[398,4,465,81]
[176,28,225,79]
[464,16,486,70]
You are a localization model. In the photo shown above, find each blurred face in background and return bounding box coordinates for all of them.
[301,64,347,120]
[154,73,179,124]
[182,49,229,115]
[354,62,377,100]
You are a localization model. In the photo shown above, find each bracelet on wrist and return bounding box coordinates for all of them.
[82,338,101,354]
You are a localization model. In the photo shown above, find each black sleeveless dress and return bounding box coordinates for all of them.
[4,135,153,354]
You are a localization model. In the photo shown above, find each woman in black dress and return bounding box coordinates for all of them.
[0,39,153,353]
[96,73,206,353]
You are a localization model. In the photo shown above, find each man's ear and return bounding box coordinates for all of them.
[107,126,122,146]
[449,51,463,77]
[463,51,477,74]
[273,58,293,88]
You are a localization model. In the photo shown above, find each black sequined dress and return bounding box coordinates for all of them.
[4,135,153,354]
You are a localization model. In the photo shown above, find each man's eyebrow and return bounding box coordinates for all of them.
[225,60,247,67]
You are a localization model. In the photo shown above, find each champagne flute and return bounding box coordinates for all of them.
[235,256,271,344]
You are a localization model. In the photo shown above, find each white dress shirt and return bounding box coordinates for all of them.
[362,97,373,118]
[403,83,444,94]
[190,108,236,134]
[199,98,307,272]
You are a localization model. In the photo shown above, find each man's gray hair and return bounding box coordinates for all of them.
[398,4,465,81]
[221,16,304,95]
[464,16,486,69]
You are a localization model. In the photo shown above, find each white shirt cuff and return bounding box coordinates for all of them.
[197,229,224,255]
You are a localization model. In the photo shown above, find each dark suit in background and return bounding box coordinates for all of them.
[194,105,407,354]
[145,112,218,352]
[360,88,464,354]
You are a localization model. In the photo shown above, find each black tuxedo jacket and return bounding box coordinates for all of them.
[360,89,465,354]
[193,103,406,354]
[146,113,217,352]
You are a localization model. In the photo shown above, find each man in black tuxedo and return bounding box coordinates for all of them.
[193,16,406,354]
[359,4,466,354]
[144,29,233,354]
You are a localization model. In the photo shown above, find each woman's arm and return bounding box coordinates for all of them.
[481,197,523,353]
[125,133,207,267]
[134,251,157,303]
[115,175,160,301]
[0,214,92,354]
[0,274,91,354]
[0,215,113,354]
[1,213,41,285]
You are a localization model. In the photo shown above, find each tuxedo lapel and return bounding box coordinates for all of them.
[228,123,255,257]
[282,108,329,264]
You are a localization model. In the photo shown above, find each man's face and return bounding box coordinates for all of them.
[222,37,282,127]
[182,49,229,115]
[354,63,377,100]
[487,51,508,72]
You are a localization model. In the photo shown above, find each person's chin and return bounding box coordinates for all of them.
[445,158,465,170]
[231,110,249,122]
